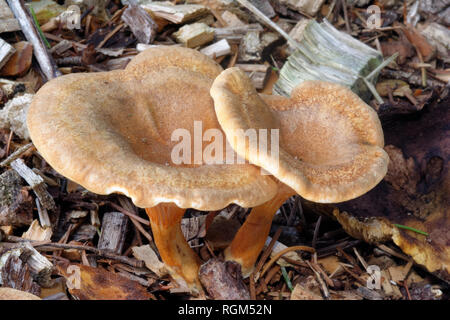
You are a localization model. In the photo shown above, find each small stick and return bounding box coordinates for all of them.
[377,244,411,261]
[353,247,369,271]
[96,23,124,50]
[259,245,315,280]
[36,198,51,228]
[307,260,330,299]
[7,0,62,80]
[10,158,56,210]
[235,0,302,51]
[312,216,322,248]
[109,202,149,225]
[341,0,351,34]
[254,227,282,279]
[249,271,256,300]
[0,143,34,167]
[33,242,144,267]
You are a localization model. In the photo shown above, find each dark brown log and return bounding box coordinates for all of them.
[335,98,450,283]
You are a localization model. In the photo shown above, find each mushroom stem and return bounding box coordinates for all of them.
[225,188,295,277]
[145,204,203,293]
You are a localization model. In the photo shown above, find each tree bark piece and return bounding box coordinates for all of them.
[0,241,53,289]
[214,24,263,43]
[0,169,33,227]
[10,158,55,211]
[97,211,128,255]
[121,2,157,44]
[199,258,250,300]
[0,249,41,296]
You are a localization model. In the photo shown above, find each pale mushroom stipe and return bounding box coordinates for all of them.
[27,47,278,294]
[210,67,389,276]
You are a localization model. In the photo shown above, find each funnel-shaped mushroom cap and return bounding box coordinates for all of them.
[27,48,277,210]
[210,67,389,203]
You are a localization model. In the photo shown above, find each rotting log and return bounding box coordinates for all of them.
[326,97,450,283]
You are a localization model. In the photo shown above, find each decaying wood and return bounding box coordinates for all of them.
[21,219,52,242]
[6,0,61,81]
[238,30,262,62]
[0,143,33,167]
[10,158,56,211]
[249,0,276,18]
[0,250,40,296]
[275,0,326,17]
[0,241,54,288]
[221,11,246,27]
[121,2,157,44]
[35,198,51,229]
[90,209,100,228]
[0,37,15,70]
[141,1,209,24]
[236,64,271,89]
[97,211,128,255]
[49,39,72,55]
[274,19,383,101]
[173,22,214,48]
[199,259,250,300]
[200,39,231,59]
[0,169,33,227]
[181,215,207,247]
[336,98,450,283]
[0,0,20,33]
[236,0,301,49]
[214,24,263,43]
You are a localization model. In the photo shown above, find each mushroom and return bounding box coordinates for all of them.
[210,67,389,276]
[27,48,277,293]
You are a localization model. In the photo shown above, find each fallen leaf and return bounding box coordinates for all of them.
[57,263,153,300]
[132,245,168,277]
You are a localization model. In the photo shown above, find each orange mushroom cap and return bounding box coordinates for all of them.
[27,48,277,210]
[210,67,389,203]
